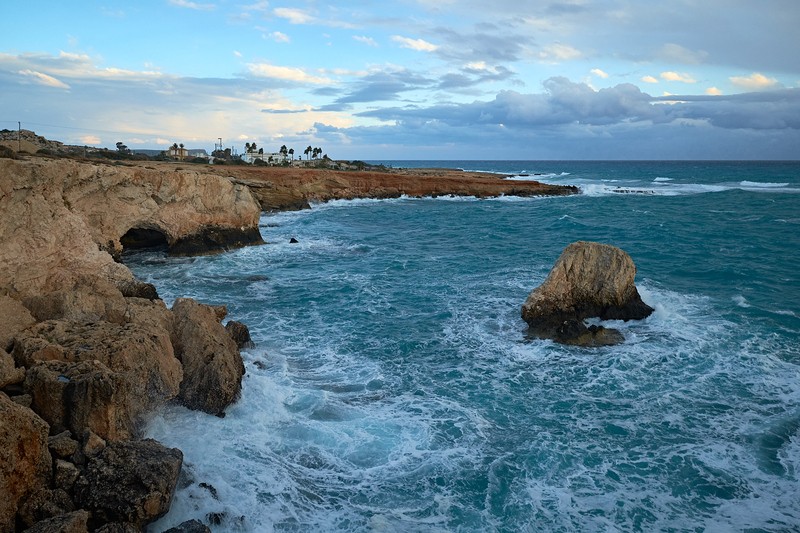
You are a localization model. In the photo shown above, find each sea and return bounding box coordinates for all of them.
[127,161,800,532]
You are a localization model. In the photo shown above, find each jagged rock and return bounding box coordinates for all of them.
[75,439,182,530]
[48,431,80,460]
[13,320,182,435]
[25,360,134,441]
[16,488,74,530]
[54,459,80,492]
[171,298,245,416]
[522,242,653,346]
[0,296,36,351]
[115,279,159,300]
[93,523,140,533]
[81,429,107,458]
[225,320,255,349]
[162,519,212,533]
[20,510,89,533]
[123,297,174,334]
[1,347,26,388]
[0,392,52,533]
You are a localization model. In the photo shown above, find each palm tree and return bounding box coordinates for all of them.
[251,142,257,153]
[288,148,294,161]
[280,144,288,158]
[304,145,312,160]
[245,142,251,153]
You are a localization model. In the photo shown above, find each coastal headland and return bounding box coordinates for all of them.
[0,148,577,531]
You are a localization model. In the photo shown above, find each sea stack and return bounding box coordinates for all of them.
[521,241,654,346]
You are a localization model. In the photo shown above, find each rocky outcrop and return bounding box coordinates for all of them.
[74,439,183,530]
[172,298,245,416]
[521,242,653,346]
[13,320,182,439]
[21,510,89,533]
[0,392,52,533]
[0,296,36,351]
[225,320,255,349]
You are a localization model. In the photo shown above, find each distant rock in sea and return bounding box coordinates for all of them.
[521,241,653,346]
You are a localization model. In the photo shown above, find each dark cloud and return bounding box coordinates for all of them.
[658,90,800,130]
[438,65,516,90]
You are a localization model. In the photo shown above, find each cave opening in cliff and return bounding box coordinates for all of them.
[120,227,169,253]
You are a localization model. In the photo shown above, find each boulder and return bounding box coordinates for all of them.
[0,393,52,533]
[17,488,75,530]
[162,519,213,533]
[25,360,134,442]
[1,347,26,388]
[48,431,80,460]
[74,439,182,530]
[0,295,36,351]
[13,320,182,432]
[21,510,89,533]
[225,320,255,349]
[521,242,653,346]
[171,298,245,416]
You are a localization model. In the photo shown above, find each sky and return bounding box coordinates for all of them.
[1,0,799,160]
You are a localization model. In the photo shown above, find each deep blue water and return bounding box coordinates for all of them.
[132,161,800,532]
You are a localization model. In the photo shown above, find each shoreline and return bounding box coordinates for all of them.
[0,151,577,532]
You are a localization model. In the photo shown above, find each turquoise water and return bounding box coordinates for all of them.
[134,161,800,532]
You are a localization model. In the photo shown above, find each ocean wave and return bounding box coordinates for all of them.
[740,180,789,188]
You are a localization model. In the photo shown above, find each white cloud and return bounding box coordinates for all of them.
[538,43,582,62]
[168,0,215,11]
[247,62,332,84]
[79,135,101,145]
[233,50,242,58]
[706,86,722,95]
[641,75,659,84]
[18,69,70,89]
[661,71,697,83]
[591,68,609,79]
[391,35,438,52]
[353,35,378,47]
[269,31,290,43]
[273,7,312,24]
[730,72,779,91]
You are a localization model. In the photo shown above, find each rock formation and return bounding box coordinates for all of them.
[0,153,260,531]
[172,298,246,416]
[521,241,654,346]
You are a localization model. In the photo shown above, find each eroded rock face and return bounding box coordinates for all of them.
[14,320,182,436]
[0,392,52,533]
[172,298,245,416]
[74,439,183,530]
[521,242,653,346]
[0,296,36,351]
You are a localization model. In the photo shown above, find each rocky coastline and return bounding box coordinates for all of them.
[0,150,577,531]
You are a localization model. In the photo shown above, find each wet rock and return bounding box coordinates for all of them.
[75,439,183,530]
[48,431,79,460]
[522,241,653,346]
[116,279,159,300]
[225,320,255,350]
[169,226,264,256]
[93,523,140,533]
[17,488,74,530]
[20,510,89,533]
[289,237,299,244]
[171,299,245,416]
[0,392,52,533]
[161,519,212,533]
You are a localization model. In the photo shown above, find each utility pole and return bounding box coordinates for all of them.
[18,121,21,152]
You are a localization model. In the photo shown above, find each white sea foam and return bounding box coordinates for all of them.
[740,180,789,188]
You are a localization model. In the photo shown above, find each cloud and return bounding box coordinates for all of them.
[79,135,101,145]
[319,68,434,110]
[661,71,696,83]
[273,7,356,28]
[168,0,215,11]
[269,31,290,43]
[537,43,582,62]
[273,7,312,24]
[705,87,722,96]
[658,43,708,64]
[353,36,378,47]
[641,75,659,84]
[591,68,609,79]
[730,72,780,91]
[18,69,70,89]
[392,35,438,52]
[247,62,332,85]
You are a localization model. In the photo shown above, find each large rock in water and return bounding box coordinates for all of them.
[521,241,654,346]
[171,298,245,416]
